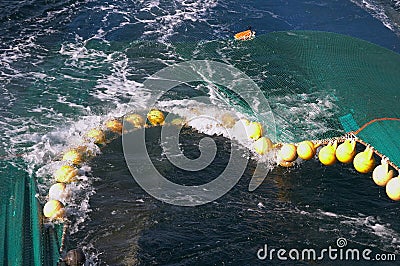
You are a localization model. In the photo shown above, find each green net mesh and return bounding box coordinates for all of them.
[355,119,400,168]
[0,161,62,266]
[262,31,399,168]
[177,30,400,167]
[264,31,400,126]
[258,31,400,167]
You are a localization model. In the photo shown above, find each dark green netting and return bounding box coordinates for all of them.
[356,119,400,168]
[0,162,25,266]
[0,161,62,265]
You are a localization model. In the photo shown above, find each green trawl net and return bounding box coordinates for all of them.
[0,160,62,266]
[176,30,400,167]
[355,119,400,168]
[256,31,400,168]
[264,31,400,126]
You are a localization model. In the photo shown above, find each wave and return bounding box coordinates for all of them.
[351,0,400,35]
[316,209,400,253]
[137,0,219,42]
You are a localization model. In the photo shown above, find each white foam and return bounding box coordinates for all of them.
[315,209,400,253]
[320,211,338,218]
[269,91,340,142]
[158,98,277,166]
[351,0,400,35]
[278,207,400,253]
[0,0,90,73]
[59,35,110,69]
[91,55,150,107]
[58,34,153,109]
[137,0,218,42]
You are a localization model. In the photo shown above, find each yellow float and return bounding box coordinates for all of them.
[372,161,394,186]
[386,177,400,201]
[43,199,65,219]
[125,114,145,128]
[54,165,78,183]
[62,149,83,165]
[318,141,337,166]
[86,128,106,144]
[221,113,236,128]
[49,183,70,201]
[232,119,250,136]
[279,160,295,168]
[278,143,297,162]
[147,109,165,126]
[296,141,316,160]
[105,119,123,133]
[335,139,356,163]
[353,146,375,174]
[247,121,263,140]
[170,118,186,126]
[254,137,273,155]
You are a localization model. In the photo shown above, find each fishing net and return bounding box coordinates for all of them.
[0,161,63,266]
[177,30,400,167]
[258,31,400,168]
[1,30,399,264]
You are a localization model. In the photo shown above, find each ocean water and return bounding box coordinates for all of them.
[1,0,400,265]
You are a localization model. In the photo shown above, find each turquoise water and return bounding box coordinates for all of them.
[1,0,400,265]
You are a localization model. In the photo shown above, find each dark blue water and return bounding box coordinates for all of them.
[1,0,400,265]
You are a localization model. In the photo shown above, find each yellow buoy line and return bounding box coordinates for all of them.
[273,132,400,199]
[39,110,154,253]
[42,112,160,218]
[43,110,400,222]
[39,108,400,258]
[40,109,170,257]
